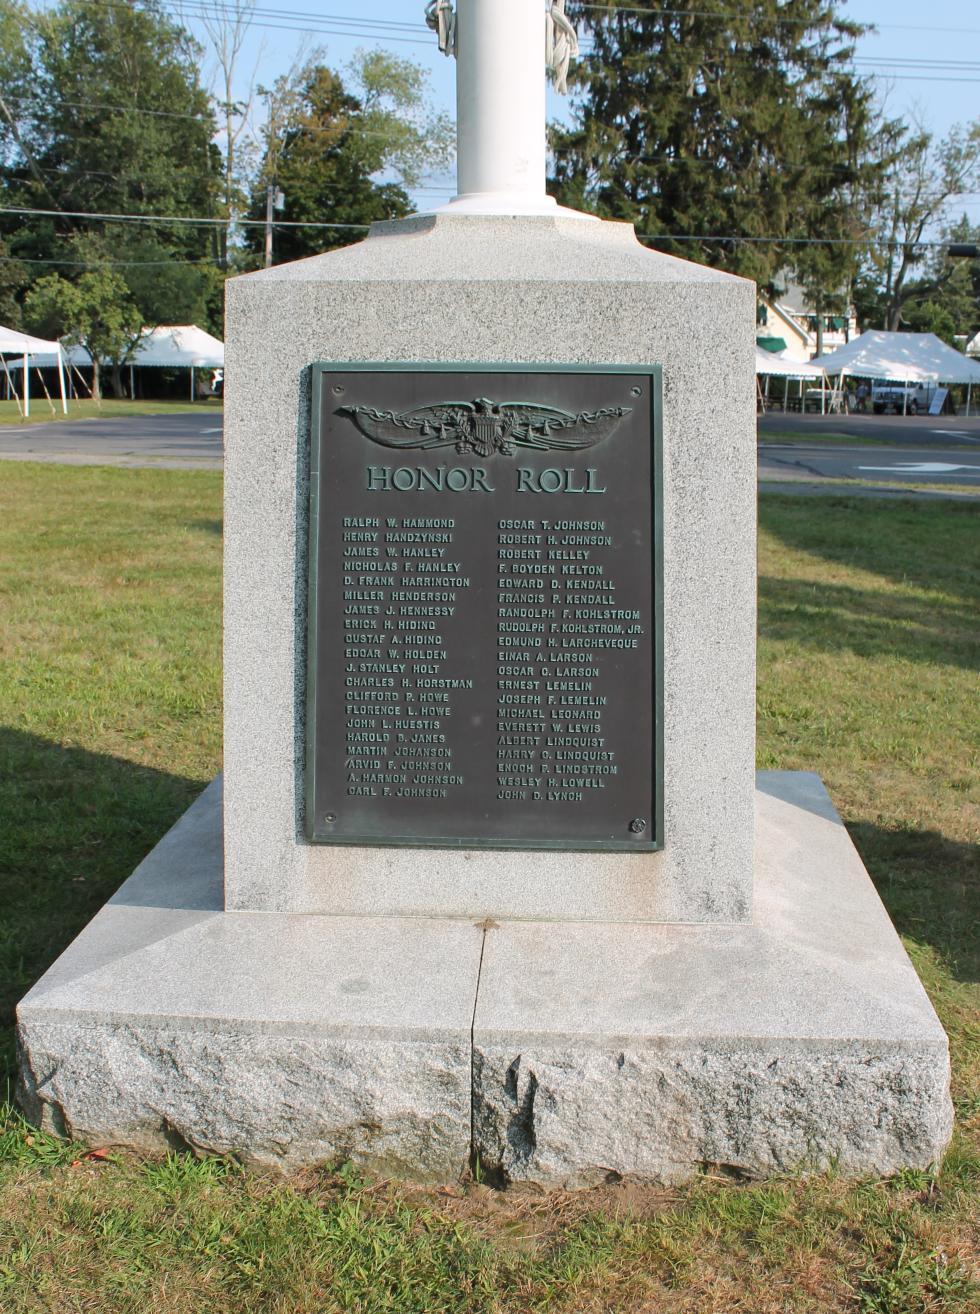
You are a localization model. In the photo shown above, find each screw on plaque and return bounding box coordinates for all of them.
[332,385,345,395]
[630,386,642,397]
[629,818,647,834]
[324,812,337,823]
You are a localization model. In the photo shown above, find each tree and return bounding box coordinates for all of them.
[196,0,260,267]
[895,218,980,345]
[549,0,890,296]
[245,50,453,265]
[25,266,141,399]
[1,0,222,331]
[860,125,980,331]
[0,237,27,326]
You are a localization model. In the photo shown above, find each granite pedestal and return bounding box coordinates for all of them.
[16,215,952,1182]
[18,773,951,1182]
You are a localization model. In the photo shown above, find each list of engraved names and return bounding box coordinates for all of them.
[340,514,646,814]
[497,517,644,805]
[343,515,470,801]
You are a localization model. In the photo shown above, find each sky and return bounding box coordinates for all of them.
[175,0,980,218]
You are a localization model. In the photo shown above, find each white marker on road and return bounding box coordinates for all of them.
[858,462,980,475]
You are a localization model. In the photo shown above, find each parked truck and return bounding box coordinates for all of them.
[871,381,931,415]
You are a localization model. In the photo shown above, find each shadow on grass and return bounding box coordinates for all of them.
[759,495,979,603]
[846,822,979,986]
[190,518,223,537]
[0,725,207,1086]
[758,575,977,669]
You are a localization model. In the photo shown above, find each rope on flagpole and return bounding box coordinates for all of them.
[425,0,456,56]
[546,0,579,94]
[424,3,578,94]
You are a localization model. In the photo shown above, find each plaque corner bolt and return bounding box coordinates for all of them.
[629,818,647,835]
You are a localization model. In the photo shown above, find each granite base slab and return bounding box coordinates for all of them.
[17,773,951,1184]
[16,780,479,1182]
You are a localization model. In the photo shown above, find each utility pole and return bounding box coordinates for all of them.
[264,184,284,268]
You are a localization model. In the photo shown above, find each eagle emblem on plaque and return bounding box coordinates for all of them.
[337,397,631,457]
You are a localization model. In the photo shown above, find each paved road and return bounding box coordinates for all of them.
[3,412,979,495]
[758,442,980,488]
[758,411,980,446]
[0,411,223,468]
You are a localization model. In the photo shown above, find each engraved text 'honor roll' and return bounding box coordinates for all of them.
[306,365,664,851]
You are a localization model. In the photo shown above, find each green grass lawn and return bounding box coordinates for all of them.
[0,465,977,1312]
[0,398,223,426]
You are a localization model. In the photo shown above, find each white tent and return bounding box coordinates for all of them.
[32,325,224,401]
[131,324,224,368]
[0,323,67,417]
[755,347,831,412]
[129,325,224,400]
[814,330,980,414]
[755,348,825,379]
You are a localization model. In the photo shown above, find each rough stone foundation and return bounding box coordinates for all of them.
[17,773,952,1184]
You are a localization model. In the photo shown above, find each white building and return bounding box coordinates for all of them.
[757,274,858,362]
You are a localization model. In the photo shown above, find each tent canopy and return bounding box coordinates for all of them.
[29,326,223,371]
[131,324,224,368]
[30,343,92,368]
[814,330,980,384]
[0,323,68,416]
[0,324,63,356]
[755,347,826,379]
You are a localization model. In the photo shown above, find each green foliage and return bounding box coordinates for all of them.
[24,266,141,396]
[0,4,33,166]
[0,237,26,326]
[246,50,451,264]
[350,49,454,189]
[550,0,888,292]
[0,0,223,340]
[900,217,980,345]
[860,124,980,332]
[903,298,959,344]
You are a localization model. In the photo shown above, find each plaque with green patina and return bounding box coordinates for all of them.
[306,363,663,851]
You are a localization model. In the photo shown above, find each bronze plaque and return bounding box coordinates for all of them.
[306,364,662,850]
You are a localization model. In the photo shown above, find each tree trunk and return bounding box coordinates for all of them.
[109,363,125,398]
[815,299,824,357]
[91,358,101,402]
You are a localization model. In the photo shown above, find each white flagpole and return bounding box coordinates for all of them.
[429,0,592,219]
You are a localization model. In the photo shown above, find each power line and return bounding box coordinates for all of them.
[1,94,211,123]
[576,2,980,34]
[637,233,970,248]
[574,41,980,83]
[46,0,980,50]
[167,0,980,39]
[2,204,973,252]
[0,204,373,230]
[74,0,980,62]
[0,254,222,266]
